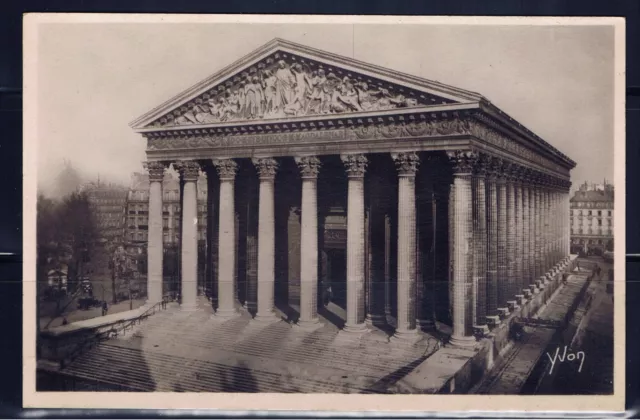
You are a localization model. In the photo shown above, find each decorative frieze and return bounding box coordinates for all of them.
[145,115,570,178]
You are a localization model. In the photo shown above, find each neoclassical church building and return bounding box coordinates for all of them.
[130,39,575,347]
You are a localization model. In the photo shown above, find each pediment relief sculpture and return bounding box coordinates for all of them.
[153,54,454,128]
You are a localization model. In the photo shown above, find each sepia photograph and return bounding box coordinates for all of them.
[23,14,625,412]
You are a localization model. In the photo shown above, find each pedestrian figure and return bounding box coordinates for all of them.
[161,296,167,310]
[562,272,568,286]
[102,301,108,316]
[62,317,68,326]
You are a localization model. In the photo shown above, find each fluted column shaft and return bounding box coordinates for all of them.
[213,159,239,317]
[496,173,509,311]
[506,173,517,304]
[253,158,278,321]
[514,180,524,297]
[532,184,542,281]
[178,161,200,311]
[448,151,476,347]
[146,162,165,305]
[486,168,499,317]
[522,182,530,293]
[341,154,368,333]
[544,188,551,272]
[528,184,536,286]
[392,153,420,338]
[296,157,322,327]
[472,164,487,327]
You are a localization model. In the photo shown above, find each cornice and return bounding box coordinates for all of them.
[478,100,576,170]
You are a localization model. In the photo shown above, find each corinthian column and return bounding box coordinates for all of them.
[212,159,239,318]
[533,176,542,281]
[295,156,323,329]
[521,171,530,297]
[505,164,519,311]
[513,170,525,306]
[391,152,420,341]
[472,155,489,333]
[252,157,279,322]
[177,160,200,311]
[447,150,477,348]
[485,157,500,326]
[145,161,165,306]
[340,154,369,334]
[496,161,509,317]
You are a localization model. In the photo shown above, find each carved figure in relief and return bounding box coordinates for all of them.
[304,69,328,114]
[261,69,277,116]
[244,76,264,119]
[163,57,429,126]
[273,60,297,116]
[291,63,312,109]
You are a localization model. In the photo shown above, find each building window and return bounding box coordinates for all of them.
[598,210,601,216]
[598,219,602,226]
[588,210,592,216]
[608,211,612,217]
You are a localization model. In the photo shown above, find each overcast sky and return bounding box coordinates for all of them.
[36,21,615,192]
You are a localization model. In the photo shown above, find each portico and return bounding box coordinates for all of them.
[132,39,575,347]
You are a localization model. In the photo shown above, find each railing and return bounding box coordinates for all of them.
[60,301,164,369]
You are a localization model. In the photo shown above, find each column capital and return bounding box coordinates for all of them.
[391,152,420,177]
[520,167,534,186]
[473,153,493,178]
[175,160,200,182]
[446,149,479,176]
[295,156,321,179]
[503,161,521,183]
[252,157,279,180]
[144,161,166,183]
[341,153,368,178]
[212,158,238,180]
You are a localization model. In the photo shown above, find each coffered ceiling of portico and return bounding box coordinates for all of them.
[130,38,484,131]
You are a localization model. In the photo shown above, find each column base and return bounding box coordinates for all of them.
[507,300,519,312]
[180,302,199,312]
[473,324,490,338]
[486,315,501,329]
[252,311,281,324]
[529,284,540,294]
[448,334,477,348]
[522,288,532,299]
[390,328,421,345]
[497,307,510,319]
[336,323,370,342]
[293,318,324,332]
[211,307,240,320]
[515,294,526,306]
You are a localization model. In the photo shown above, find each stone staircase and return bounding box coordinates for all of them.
[57,300,441,393]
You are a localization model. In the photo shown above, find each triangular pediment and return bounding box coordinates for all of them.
[130,38,484,131]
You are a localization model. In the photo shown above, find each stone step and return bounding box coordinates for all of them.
[65,343,365,393]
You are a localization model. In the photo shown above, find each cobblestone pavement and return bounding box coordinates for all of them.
[62,301,442,393]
